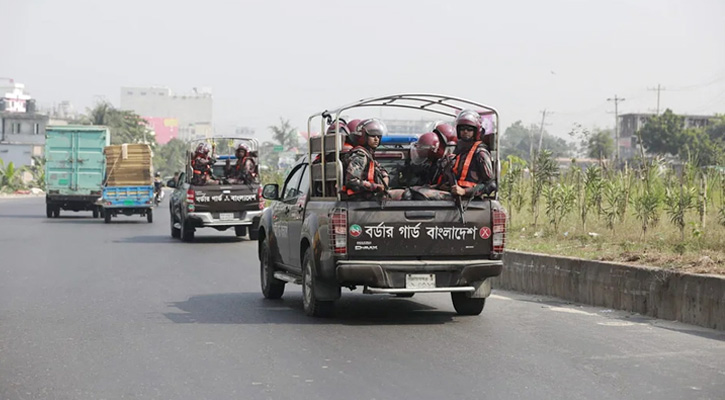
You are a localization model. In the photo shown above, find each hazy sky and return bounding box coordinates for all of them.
[2,0,724,142]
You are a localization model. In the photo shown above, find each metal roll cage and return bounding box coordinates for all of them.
[307,93,500,200]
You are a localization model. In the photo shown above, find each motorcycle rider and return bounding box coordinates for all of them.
[153,172,163,203]
[343,118,389,199]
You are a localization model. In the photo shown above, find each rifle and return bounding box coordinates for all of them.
[441,156,467,224]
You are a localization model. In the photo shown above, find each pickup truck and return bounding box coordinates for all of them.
[258,94,507,317]
[168,138,263,242]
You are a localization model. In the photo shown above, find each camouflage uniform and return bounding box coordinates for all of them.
[450,141,495,198]
[226,157,257,184]
[344,147,388,200]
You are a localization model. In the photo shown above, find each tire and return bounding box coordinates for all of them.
[248,227,260,241]
[395,293,415,298]
[46,204,53,218]
[170,212,181,239]
[181,218,195,242]
[302,248,334,317]
[260,240,285,299]
[451,292,486,316]
[53,208,60,218]
[146,209,153,223]
[104,212,111,223]
[93,209,99,219]
[234,226,247,237]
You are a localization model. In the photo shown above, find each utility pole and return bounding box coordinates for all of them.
[607,95,625,162]
[648,84,666,115]
[537,109,549,154]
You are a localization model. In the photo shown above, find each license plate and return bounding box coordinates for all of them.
[405,274,436,289]
[219,213,235,221]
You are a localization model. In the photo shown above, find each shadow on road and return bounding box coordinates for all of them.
[116,235,248,244]
[0,214,47,219]
[164,292,457,326]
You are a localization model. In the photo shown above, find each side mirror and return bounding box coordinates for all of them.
[167,179,176,188]
[262,184,279,200]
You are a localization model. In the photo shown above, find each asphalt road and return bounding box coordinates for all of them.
[1,197,724,400]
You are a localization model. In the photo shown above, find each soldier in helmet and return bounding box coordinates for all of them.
[404,131,445,187]
[343,118,389,200]
[446,110,496,198]
[225,143,257,184]
[190,143,218,185]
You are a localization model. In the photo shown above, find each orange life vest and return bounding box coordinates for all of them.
[452,141,483,188]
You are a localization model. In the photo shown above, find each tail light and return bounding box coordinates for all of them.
[258,186,264,210]
[492,208,507,254]
[186,188,196,211]
[330,209,347,255]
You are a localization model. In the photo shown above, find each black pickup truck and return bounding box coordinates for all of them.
[168,138,262,242]
[257,94,507,317]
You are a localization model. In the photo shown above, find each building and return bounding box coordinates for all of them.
[120,86,213,142]
[0,79,48,181]
[618,113,714,160]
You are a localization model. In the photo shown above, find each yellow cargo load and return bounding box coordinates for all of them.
[103,143,154,187]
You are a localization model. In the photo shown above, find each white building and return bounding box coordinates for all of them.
[120,86,213,141]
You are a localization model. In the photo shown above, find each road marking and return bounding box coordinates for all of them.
[547,306,598,316]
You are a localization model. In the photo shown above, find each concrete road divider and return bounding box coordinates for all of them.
[492,251,725,331]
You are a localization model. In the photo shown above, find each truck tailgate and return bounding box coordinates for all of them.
[191,184,260,213]
[345,200,494,258]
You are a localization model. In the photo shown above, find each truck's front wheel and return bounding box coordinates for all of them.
[451,292,485,316]
[302,248,334,317]
[46,204,53,218]
[260,240,285,299]
[146,209,153,223]
[104,212,111,223]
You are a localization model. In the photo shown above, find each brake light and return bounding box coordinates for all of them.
[492,208,507,254]
[258,186,264,210]
[330,209,347,255]
[187,189,195,211]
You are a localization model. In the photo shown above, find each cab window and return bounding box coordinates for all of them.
[281,164,305,201]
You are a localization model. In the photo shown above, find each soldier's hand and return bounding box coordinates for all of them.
[374,183,385,193]
[451,185,466,196]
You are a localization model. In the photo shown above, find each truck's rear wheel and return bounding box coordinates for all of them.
[53,208,60,218]
[93,209,99,219]
[46,204,53,218]
[104,212,111,223]
[451,292,485,316]
[302,248,334,317]
[260,240,285,299]
[248,228,259,240]
[234,226,247,237]
[181,218,194,242]
[146,209,153,223]
[170,213,181,239]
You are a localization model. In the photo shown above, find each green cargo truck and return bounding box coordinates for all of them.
[45,125,110,218]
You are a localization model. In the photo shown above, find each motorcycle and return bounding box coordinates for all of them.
[153,182,164,205]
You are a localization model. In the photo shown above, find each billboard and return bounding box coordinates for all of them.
[144,117,179,144]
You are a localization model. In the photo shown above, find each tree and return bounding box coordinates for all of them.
[84,102,157,147]
[153,138,188,176]
[0,158,24,192]
[500,120,573,162]
[586,129,615,160]
[639,109,724,166]
[638,109,685,156]
[269,118,299,150]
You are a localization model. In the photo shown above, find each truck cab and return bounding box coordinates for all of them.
[257,94,507,317]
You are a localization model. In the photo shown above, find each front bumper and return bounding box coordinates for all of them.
[336,259,502,291]
[187,210,262,227]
